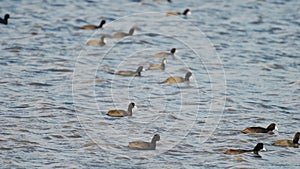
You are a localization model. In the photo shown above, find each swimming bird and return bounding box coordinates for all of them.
[160,72,192,84]
[107,102,136,117]
[166,9,191,16]
[81,20,106,30]
[273,132,300,147]
[148,58,166,70]
[128,134,160,150]
[224,143,266,156]
[241,123,277,134]
[112,28,135,38]
[87,36,106,46]
[0,14,10,25]
[154,48,176,57]
[116,66,143,76]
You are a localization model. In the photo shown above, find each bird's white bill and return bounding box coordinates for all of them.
[275,126,278,131]
[262,146,267,151]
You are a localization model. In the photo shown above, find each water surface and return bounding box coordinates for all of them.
[0,0,299,168]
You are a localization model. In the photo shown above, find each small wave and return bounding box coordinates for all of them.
[45,68,73,72]
[28,82,52,86]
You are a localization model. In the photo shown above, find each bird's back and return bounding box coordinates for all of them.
[107,110,127,117]
[81,25,97,30]
[241,127,267,133]
[274,140,297,147]
[128,141,154,150]
[154,52,170,57]
[164,76,184,84]
[116,70,136,76]
[224,149,248,155]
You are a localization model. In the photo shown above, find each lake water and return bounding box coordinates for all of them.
[1,0,299,168]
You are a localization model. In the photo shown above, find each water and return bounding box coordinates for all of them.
[1,0,299,168]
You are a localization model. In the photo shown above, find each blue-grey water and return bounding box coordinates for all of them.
[1,0,299,168]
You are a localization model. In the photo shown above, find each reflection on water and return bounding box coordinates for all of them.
[1,0,299,168]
